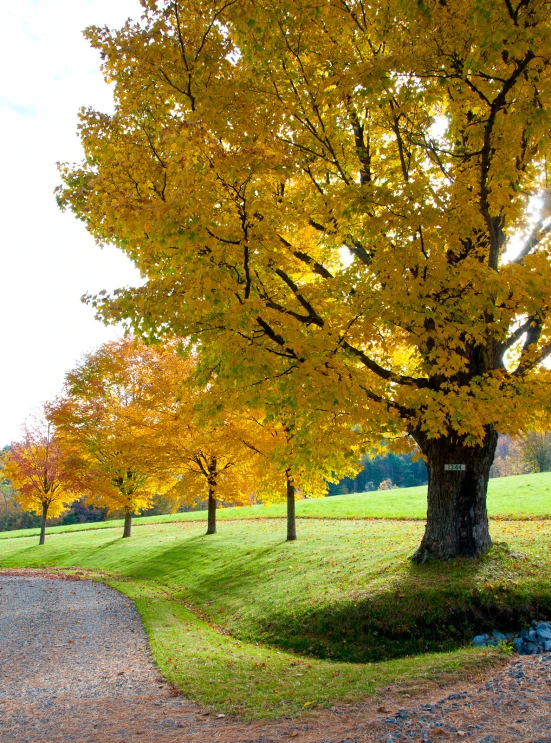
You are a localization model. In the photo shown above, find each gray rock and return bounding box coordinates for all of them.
[474,623,551,655]
[536,626,551,641]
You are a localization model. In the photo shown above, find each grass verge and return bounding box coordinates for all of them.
[1,517,545,716]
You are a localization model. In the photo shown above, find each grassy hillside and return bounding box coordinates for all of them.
[2,516,550,716]
[2,470,551,541]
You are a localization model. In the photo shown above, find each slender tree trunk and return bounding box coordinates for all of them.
[412,428,498,562]
[206,459,217,535]
[39,502,48,546]
[286,469,296,542]
[206,490,217,534]
[122,508,132,538]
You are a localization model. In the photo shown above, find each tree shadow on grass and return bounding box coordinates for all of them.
[121,537,545,664]
[250,545,551,663]
[130,533,284,584]
[55,527,551,666]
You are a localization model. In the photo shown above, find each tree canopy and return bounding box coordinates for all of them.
[1,415,80,544]
[58,0,551,559]
[49,338,170,537]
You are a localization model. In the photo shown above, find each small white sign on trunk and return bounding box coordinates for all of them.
[444,464,466,471]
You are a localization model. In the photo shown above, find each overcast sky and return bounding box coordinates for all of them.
[0,0,144,446]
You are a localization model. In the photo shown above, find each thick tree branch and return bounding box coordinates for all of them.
[278,235,334,278]
[479,51,535,268]
[500,316,536,355]
[513,317,544,375]
[513,219,551,264]
[272,267,324,327]
[343,238,372,266]
[255,316,305,362]
[339,339,429,388]
[349,106,371,185]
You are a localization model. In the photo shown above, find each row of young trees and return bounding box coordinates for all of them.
[1,337,361,544]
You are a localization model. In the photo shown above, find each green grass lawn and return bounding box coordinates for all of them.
[2,515,550,717]
[2,470,551,541]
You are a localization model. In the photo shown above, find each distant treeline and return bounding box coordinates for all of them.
[329,431,551,495]
[328,452,428,495]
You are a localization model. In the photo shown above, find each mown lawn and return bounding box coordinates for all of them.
[2,516,550,717]
[2,470,551,541]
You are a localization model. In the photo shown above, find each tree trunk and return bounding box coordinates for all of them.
[122,508,132,538]
[412,428,498,562]
[206,459,217,535]
[206,490,217,534]
[39,502,48,546]
[286,469,297,542]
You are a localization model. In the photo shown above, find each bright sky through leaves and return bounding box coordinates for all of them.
[0,0,142,446]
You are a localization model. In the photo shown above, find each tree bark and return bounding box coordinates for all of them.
[122,508,132,538]
[206,490,217,534]
[286,469,297,542]
[206,459,217,535]
[39,502,48,546]
[412,428,498,562]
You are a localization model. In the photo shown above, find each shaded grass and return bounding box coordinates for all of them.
[1,517,547,715]
[119,577,499,716]
[2,470,551,541]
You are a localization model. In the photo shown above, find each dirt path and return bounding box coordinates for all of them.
[1,575,550,743]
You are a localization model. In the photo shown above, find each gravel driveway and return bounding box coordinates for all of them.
[1,574,551,743]
[0,575,208,742]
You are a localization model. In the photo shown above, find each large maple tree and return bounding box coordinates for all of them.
[59,0,551,560]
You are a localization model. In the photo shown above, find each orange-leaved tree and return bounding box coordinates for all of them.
[120,342,261,535]
[2,413,81,544]
[48,338,171,538]
[160,419,259,535]
[58,0,551,559]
